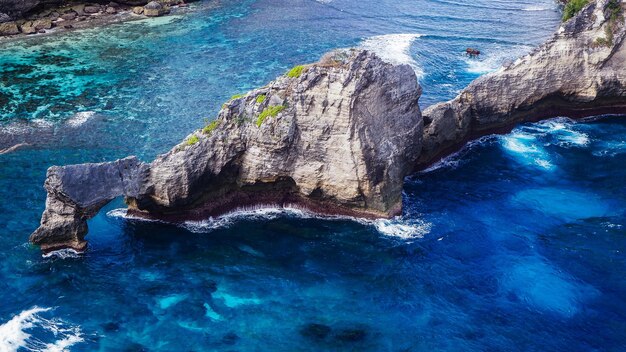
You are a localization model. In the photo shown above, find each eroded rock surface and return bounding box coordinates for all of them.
[30,50,424,251]
[30,157,149,251]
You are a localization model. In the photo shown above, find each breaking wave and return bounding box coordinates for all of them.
[42,248,82,260]
[501,132,554,170]
[521,5,553,11]
[524,118,590,147]
[500,117,590,170]
[108,205,431,240]
[463,44,533,74]
[0,307,83,352]
[360,33,424,78]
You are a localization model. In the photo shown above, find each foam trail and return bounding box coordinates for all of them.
[464,45,533,74]
[109,205,431,240]
[501,132,554,170]
[0,307,83,352]
[107,208,162,223]
[372,218,431,239]
[524,118,590,147]
[521,5,552,11]
[42,248,82,259]
[360,34,424,78]
[65,111,96,127]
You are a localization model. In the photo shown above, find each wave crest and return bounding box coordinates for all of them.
[0,307,83,352]
[108,205,431,240]
[360,33,424,78]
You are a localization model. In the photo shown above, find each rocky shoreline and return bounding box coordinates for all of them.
[29,0,626,252]
[0,0,190,39]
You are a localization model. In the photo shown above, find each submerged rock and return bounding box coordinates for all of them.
[30,50,423,251]
[334,328,367,342]
[300,323,332,340]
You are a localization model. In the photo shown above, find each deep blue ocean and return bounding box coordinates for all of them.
[1,0,625,350]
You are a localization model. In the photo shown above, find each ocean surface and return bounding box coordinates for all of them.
[1,0,625,350]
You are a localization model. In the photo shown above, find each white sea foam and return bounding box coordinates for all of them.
[372,218,431,239]
[42,248,82,259]
[500,117,590,170]
[185,205,431,239]
[501,132,554,170]
[107,208,162,223]
[182,205,309,233]
[360,34,424,78]
[0,307,83,352]
[109,204,431,240]
[135,15,184,27]
[44,333,84,352]
[65,111,96,127]
[535,117,589,147]
[521,5,552,11]
[522,117,590,147]
[593,140,626,157]
[463,45,533,74]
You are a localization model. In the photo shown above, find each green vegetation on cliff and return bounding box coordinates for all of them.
[563,0,589,21]
[287,65,305,78]
[256,105,285,127]
[202,120,221,135]
[185,135,199,146]
[593,0,623,47]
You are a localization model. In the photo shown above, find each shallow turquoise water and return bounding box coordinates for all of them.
[2,0,626,351]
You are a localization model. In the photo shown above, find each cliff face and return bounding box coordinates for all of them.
[420,0,626,164]
[0,0,39,20]
[30,50,423,252]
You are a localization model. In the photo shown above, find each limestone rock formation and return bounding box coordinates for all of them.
[419,0,626,165]
[29,0,626,252]
[142,1,168,17]
[30,157,149,252]
[30,50,424,251]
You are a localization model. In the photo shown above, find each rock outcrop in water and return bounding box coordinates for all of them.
[31,0,626,252]
[419,0,626,164]
[0,0,186,37]
[30,50,423,252]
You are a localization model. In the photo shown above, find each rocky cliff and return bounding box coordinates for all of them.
[30,50,423,252]
[419,0,626,165]
[30,0,626,252]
